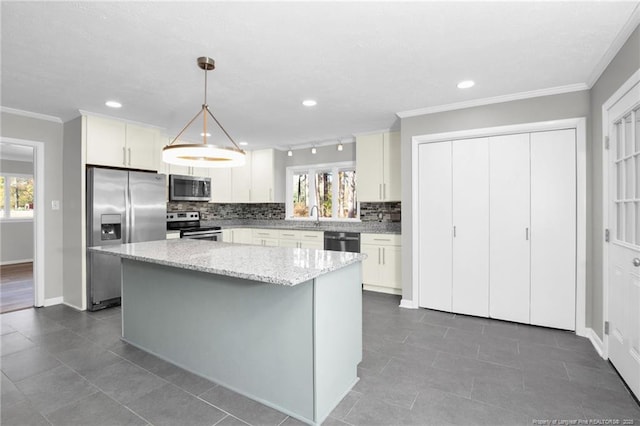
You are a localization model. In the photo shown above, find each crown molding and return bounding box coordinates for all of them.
[587,3,640,88]
[78,109,166,130]
[396,83,589,119]
[0,106,62,123]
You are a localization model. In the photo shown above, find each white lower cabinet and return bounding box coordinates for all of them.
[252,229,279,246]
[277,230,324,249]
[417,128,577,330]
[361,233,401,295]
[223,228,253,244]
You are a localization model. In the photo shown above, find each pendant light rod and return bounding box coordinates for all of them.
[166,56,242,151]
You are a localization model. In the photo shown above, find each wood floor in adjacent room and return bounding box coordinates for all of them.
[0,262,33,314]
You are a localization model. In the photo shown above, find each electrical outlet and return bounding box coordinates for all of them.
[51,200,60,210]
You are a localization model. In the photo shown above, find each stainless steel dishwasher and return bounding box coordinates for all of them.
[324,231,360,253]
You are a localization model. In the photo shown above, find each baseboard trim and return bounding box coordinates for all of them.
[43,297,63,307]
[586,327,606,359]
[362,284,402,296]
[0,259,33,266]
[63,301,84,311]
[399,298,418,309]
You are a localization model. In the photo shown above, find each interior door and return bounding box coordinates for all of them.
[452,138,490,317]
[530,129,576,330]
[418,141,453,311]
[489,133,531,323]
[608,78,640,398]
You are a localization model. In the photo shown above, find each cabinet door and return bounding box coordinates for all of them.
[251,149,274,202]
[489,134,531,323]
[191,167,209,178]
[85,115,126,167]
[210,168,232,203]
[222,229,234,243]
[126,124,158,170]
[361,244,380,286]
[233,229,253,244]
[279,239,299,248]
[383,132,401,201]
[299,240,323,250]
[232,151,252,202]
[356,134,383,201]
[418,141,453,311]
[169,164,190,176]
[380,246,401,289]
[452,138,489,317]
[530,129,576,330]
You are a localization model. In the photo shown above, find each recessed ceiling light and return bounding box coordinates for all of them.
[457,80,475,89]
[105,100,122,108]
[239,141,248,146]
[302,99,317,107]
[200,132,211,137]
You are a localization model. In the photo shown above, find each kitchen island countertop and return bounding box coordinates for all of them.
[90,238,366,286]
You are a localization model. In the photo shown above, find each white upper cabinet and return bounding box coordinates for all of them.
[251,149,276,202]
[232,150,252,202]
[356,131,401,201]
[125,124,159,170]
[209,168,232,203]
[85,115,159,171]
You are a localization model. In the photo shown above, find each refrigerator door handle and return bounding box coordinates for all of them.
[125,177,132,243]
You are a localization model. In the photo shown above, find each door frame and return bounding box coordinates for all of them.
[411,117,587,336]
[602,68,640,360]
[0,137,46,307]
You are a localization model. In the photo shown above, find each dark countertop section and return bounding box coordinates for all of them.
[200,219,401,234]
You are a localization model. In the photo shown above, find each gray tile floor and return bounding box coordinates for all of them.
[1,291,639,426]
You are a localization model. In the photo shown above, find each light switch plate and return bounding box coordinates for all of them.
[51,200,60,210]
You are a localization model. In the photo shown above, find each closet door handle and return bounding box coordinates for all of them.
[526,227,529,240]
[453,226,456,238]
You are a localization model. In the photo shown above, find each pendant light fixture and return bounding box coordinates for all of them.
[162,57,246,168]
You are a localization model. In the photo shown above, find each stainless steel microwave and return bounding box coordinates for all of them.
[169,174,211,201]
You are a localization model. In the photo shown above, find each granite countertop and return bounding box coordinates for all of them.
[90,239,366,286]
[200,219,401,234]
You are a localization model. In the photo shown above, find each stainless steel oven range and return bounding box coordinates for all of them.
[166,211,222,241]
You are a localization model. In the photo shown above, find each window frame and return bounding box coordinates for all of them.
[285,161,360,222]
[0,172,35,222]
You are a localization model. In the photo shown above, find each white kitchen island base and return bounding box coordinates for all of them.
[120,258,362,425]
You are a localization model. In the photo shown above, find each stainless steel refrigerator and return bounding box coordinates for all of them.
[86,167,167,311]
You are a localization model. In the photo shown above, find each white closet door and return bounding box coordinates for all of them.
[418,141,453,311]
[530,129,576,330]
[452,138,490,316]
[489,134,531,323]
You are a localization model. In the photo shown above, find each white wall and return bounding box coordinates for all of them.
[0,221,33,264]
[0,158,35,264]
[0,112,64,300]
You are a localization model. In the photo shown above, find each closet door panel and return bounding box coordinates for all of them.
[452,138,490,316]
[489,134,531,323]
[530,129,576,330]
[418,142,453,311]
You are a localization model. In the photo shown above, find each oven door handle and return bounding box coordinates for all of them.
[181,230,222,237]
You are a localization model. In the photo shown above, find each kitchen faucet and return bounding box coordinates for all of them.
[310,205,320,226]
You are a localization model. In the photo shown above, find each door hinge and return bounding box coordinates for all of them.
[604,321,610,335]
[605,136,610,150]
[605,228,610,243]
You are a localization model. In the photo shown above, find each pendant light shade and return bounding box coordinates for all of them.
[162,57,246,168]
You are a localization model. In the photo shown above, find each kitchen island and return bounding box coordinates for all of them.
[90,239,364,425]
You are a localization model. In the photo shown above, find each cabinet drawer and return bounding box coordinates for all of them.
[361,233,401,246]
[299,231,323,241]
[252,229,279,239]
[278,230,301,240]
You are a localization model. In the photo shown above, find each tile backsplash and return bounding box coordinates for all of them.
[167,201,401,222]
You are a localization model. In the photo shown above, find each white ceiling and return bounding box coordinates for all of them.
[1,1,638,149]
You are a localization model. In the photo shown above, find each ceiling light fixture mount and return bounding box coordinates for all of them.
[162,56,246,168]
